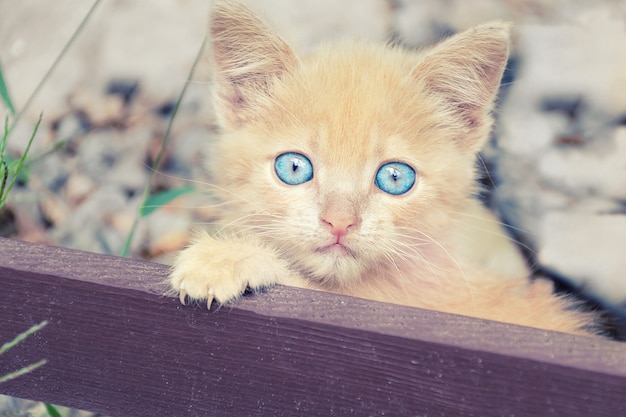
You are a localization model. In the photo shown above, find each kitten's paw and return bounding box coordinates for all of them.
[169,233,287,309]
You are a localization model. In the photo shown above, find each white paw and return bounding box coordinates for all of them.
[169,234,287,309]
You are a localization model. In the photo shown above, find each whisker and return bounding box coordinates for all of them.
[140,169,277,216]
[394,226,476,308]
[446,209,536,256]
[448,208,528,234]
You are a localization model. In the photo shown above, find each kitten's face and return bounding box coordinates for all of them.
[210,45,481,287]
[205,4,508,288]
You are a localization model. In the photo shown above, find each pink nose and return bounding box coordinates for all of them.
[321,215,360,239]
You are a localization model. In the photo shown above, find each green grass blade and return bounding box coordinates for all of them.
[44,403,63,417]
[119,216,139,258]
[0,61,15,115]
[0,321,49,384]
[0,160,7,202]
[0,117,8,202]
[0,115,7,156]
[0,113,41,207]
[5,154,31,185]
[8,0,103,133]
[120,35,208,257]
[0,116,9,200]
[0,359,47,384]
[140,185,195,217]
[0,320,48,355]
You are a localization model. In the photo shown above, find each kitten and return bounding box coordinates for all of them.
[170,1,596,335]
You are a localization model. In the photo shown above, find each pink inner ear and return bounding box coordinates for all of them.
[456,102,481,130]
[221,84,248,114]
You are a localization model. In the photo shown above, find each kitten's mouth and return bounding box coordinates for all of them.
[316,243,356,257]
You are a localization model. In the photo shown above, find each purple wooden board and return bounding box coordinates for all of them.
[1,237,625,416]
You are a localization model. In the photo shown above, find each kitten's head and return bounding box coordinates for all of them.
[204,2,509,288]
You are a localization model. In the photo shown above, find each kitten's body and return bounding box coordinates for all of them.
[170,2,596,335]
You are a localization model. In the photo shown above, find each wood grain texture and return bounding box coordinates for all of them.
[1,237,625,416]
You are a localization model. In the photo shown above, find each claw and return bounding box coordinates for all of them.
[179,283,188,306]
[207,288,215,310]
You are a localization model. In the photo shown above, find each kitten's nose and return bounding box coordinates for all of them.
[321,215,360,240]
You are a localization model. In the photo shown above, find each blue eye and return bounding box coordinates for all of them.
[274,152,314,185]
[375,162,416,195]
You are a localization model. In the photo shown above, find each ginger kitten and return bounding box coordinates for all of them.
[170,1,596,335]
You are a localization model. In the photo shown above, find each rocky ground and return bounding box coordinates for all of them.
[2,0,625,315]
[1,0,625,413]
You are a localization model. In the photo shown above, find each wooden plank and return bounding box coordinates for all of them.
[0,237,625,416]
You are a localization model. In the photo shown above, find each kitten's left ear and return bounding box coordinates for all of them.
[209,1,299,128]
[414,22,511,151]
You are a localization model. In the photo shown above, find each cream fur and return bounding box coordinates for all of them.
[169,1,597,336]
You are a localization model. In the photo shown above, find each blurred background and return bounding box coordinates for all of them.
[1,0,625,414]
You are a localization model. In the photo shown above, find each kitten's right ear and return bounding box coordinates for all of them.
[413,21,510,151]
[209,1,298,128]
